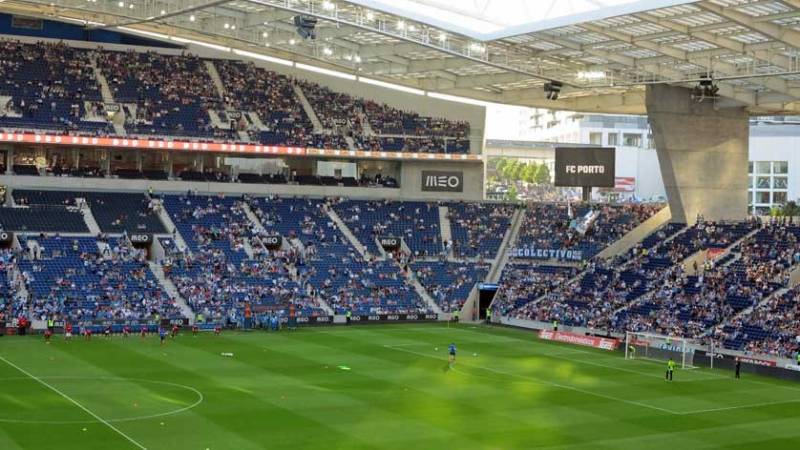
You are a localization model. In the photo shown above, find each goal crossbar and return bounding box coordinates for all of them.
[624,331,697,369]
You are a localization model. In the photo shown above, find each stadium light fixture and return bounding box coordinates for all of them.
[365,10,375,21]
[438,32,447,43]
[354,54,361,63]
[189,14,195,22]
[322,0,335,11]
[117,1,124,7]
[160,9,165,15]
[262,32,268,38]
[289,38,296,45]
[396,20,405,30]
[543,81,562,100]
[322,46,333,56]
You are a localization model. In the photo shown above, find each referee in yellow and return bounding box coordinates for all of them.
[666,358,676,381]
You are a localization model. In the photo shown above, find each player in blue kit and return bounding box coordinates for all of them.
[159,327,167,346]
[448,343,457,365]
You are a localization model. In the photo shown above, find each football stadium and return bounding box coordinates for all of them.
[0,0,800,448]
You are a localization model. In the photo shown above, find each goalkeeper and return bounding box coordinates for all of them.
[666,357,676,381]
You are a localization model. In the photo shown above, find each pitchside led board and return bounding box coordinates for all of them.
[554,147,616,188]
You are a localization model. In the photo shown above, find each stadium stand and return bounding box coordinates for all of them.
[17,235,181,322]
[0,206,88,232]
[0,41,111,135]
[492,263,581,316]
[99,50,220,138]
[411,260,489,312]
[507,221,757,328]
[333,199,442,256]
[447,202,516,258]
[12,190,165,233]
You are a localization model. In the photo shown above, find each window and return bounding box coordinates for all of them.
[748,161,790,214]
[607,133,619,146]
[773,192,788,204]
[748,162,753,174]
[589,132,602,145]
[774,161,788,174]
[623,133,641,148]
[756,177,771,189]
[755,191,771,204]
[756,161,771,174]
[774,177,788,189]
[646,134,654,149]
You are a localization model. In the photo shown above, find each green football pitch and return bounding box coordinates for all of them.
[1,324,799,450]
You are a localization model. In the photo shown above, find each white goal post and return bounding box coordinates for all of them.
[624,331,697,369]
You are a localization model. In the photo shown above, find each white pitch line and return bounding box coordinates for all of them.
[0,355,148,450]
[678,399,800,415]
[383,344,681,415]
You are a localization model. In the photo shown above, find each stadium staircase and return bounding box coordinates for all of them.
[205,61,226,100]
[90,56,127,136]
[245,112,268,131]
[438,205,453,259]
[148,261,195,322]
[154,200,191,254]
[612,224,763,320]
[293,84,325,133]
[406,270,445,316]
[486,207,525,284]
[77,200,102,235]
[208,110,229,130]
[359,111,376,136]
[344,135,357,152]
[595,205,672,259]
[326,208,369,258]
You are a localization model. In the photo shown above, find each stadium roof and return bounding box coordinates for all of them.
[7,0,800,114]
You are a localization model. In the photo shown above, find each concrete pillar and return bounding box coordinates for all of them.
[6,148,13,174]
[167,151,174,178]
[646,84,749,224]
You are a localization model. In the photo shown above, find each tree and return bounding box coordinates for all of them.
[506,185,518,202]
[535,164,551,185]
[522,163,537,183]
[495,158,508,174]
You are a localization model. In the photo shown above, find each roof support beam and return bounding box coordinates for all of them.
[697,0,800,49]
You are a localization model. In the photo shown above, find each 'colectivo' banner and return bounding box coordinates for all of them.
[539,330,620,351]
[511,247,584,261]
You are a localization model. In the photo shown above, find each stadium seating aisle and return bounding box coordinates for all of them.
[617,224,800,339]
[0,41,112,135]
[447,202,516,258]
[0,206,88,232]
[333,199,442,257]
[99,50,221,138]
[411,260,489,312]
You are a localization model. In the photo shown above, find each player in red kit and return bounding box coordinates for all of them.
[171,324,179,338]
[64,323,73,341]
[122,325,131,338]
[214,325,221,336]
[140,325,147,339]
[192,324,199,336]
[44,328,52,344]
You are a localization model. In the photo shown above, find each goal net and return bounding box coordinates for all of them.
[624,331,697,369]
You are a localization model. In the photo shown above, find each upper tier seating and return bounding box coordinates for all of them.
[99,50,220,138]
[0,39,470,154]
[0,41,111,134]
[215,60,313,146]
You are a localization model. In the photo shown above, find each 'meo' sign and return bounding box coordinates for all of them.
[554,147,616,188]
[421,170,463,192]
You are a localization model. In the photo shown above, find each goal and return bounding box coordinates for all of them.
[624,331,697,369]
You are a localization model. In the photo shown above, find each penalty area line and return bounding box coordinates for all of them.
[0,355,148,450]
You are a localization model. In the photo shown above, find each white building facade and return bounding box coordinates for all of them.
[520,109,800,213]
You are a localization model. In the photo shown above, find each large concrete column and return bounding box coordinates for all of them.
[646,84,749,224]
